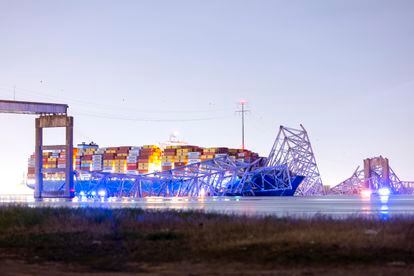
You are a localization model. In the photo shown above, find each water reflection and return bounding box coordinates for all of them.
[3,195,414,219]
[379,195,390,205]
[380,205,389,221]
[377,194,390,221]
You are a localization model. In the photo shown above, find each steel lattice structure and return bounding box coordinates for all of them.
[330,158,414,195]
[58,124,325,198]
[266,125,324,195]
[74,156,294,197]
[329,166,365,195]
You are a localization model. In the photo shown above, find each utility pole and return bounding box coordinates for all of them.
[236,100,249,150]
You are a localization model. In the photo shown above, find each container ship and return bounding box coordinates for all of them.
[26,140,303,197]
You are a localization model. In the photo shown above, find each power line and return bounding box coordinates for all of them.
[0,85,227,114]
[73,111,226,122]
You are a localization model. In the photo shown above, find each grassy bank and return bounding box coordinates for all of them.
[0,207,413,274]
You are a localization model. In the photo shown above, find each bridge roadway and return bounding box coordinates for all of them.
[0,195,414,219]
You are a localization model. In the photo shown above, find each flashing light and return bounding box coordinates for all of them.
[79,191,85,196]
[199,188,206,198]
[360,189,372,198]
[91,191,96,196]
[98,190,106,197]
[378,187,391,197]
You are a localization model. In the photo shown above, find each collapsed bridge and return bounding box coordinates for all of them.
[39,125,325,198]
[329,156,414,195]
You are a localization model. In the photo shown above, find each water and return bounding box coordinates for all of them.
[0,194,413,219]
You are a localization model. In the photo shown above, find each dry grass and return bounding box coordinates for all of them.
[0,207,413,273]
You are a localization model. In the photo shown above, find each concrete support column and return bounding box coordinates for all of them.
[34,115,74,199]
[65,117,74,198]
[363,158,371,189]
[34,118,43,199]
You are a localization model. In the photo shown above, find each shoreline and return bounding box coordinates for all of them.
[0,207,413,274]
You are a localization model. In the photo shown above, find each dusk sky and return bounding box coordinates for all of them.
[0,0,413,193]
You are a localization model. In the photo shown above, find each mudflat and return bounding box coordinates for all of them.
[0,207,413,275]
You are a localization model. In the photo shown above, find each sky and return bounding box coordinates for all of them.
[0,0,413,193]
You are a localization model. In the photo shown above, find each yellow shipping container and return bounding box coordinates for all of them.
[166,145,178,149]
[177,149,190,154]
[162,157,175,162]
[143,145,158,149]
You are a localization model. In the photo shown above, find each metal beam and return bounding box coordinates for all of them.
[0,99,67,115]
[266,125,324,196]
[329,157,412,195]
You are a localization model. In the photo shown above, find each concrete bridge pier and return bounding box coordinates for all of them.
[34,115,74,200]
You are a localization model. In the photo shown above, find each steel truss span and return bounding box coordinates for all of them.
[266,125,324,196]
[330,156,414,195]
[75,157,294,197]
[66,125,324,198]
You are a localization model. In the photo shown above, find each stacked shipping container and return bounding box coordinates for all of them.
[27,143,259,180]
[161,145,202,170]
[137,145,162,174]
[27,148,79,181]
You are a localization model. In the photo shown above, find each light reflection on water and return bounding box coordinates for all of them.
[379,195,390,221]
[380,205,389,221]
[0,194,413,219]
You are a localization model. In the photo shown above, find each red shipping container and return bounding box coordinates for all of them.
[83,155,93,161]
[104,153,115,159]
[174,162,186,167]
[117,148,130,154]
